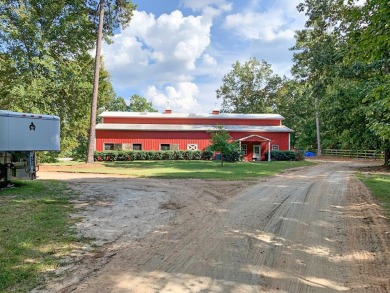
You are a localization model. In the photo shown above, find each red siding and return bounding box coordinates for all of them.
[96,130,290,161]
[103,117,281,126]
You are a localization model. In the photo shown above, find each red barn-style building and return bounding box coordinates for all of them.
[95,109,293,161]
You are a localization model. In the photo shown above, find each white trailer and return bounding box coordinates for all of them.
[0,110,60,183]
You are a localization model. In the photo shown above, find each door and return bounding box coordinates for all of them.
[253,144,261,161]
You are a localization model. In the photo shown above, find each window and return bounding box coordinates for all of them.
[187,144,198,150]
[104,143,114,150]
[170,144,179,151]
[241,144,247,155]
[272,145,279,151]
[104,143,122,151]
[133,144,142,151]
[160,144,170,151]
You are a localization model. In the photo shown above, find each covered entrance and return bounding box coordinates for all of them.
[238,134,271,162]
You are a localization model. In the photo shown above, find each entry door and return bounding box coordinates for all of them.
[253,145,261,160]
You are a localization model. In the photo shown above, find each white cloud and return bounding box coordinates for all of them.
[102,10,213,87]
[146,82,200,113]
[181,0,232,12]
[223,0,304,42]
[202,53,217,66]
[101,0,308,113]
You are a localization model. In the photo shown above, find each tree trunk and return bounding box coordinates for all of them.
[86,0,105,163]
[315,96,322,156]
[384,146,390,168]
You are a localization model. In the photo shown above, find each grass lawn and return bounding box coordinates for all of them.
[0,180,81,293]
[43,160,313,180]
[357,172,390,219]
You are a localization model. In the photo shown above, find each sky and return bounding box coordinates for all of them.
[101,0,308,113]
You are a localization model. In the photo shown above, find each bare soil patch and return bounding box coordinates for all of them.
[33,160,390,293]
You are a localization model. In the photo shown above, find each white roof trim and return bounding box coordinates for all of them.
[238,134,271,141]
[100,111,285,120]
[96,123,293,133]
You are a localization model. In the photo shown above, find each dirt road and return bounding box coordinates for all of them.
[36,161,390,293]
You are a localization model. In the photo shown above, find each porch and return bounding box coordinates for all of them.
[238,134,271,162]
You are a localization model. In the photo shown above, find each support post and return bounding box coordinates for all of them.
[27,151,37,180]
[268,141,271,162]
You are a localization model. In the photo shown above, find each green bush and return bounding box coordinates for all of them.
[146,151,156,160]
[71,136,88,161]
[202,148,214,160]
[176,151,185,160]
[37,151,60,163]
[265,150,304,161]
[223,149,241,162]
[94,150,217,162]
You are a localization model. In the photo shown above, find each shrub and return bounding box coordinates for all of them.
[37,151,60,163]
[223,149,241,162]
[93,149,223,162]
[175,151,185,160]
[202,148,214,160]
[265,150,304,161]
[135,151,146,160]
[154,151,164,160]
[71,136,88,161]
[145,151,156,160]
[164,151,175,160]
[193,150,202,160]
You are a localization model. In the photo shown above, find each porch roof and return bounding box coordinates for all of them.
[238,134,271,142]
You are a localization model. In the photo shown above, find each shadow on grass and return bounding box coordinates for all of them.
[101,160,312,180]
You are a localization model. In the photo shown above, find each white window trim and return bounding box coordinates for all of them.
[272,144,279,151]
[241,144,247,155]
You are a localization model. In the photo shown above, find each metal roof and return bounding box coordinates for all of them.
[99,111,285,120]
[0,110,59,121]
[96,123,293,133]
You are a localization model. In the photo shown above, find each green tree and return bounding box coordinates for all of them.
[105,96,127,112]
[340,0,390,165]
[208,126,241,166]
[291,0,343,155]
[0,1,116,156]
[291,0,389,165]
[128,94,158,112]
[86,0,136,163]
[216,58,284,114]
[274,80,315,149]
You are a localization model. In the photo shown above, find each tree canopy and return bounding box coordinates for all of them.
[208,126,241,165]
[128,95,158,112]
[289,0,389,163]
[216,58,284,114]
[0,0,135,158]
[214,0,389,165]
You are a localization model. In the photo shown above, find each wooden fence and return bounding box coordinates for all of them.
[319,149,384,159]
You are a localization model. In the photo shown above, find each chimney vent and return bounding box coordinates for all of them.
[164,108,172,114]
[211,109,220,115]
